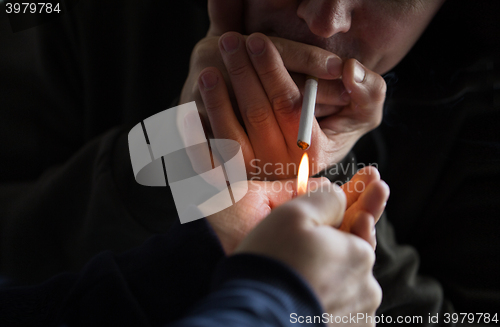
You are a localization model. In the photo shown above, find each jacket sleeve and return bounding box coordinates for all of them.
[0,223,325,327]
[169,254,326,327]
[0,217,225,326]
[1,129,178,285]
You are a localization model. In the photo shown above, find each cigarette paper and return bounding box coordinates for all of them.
[297,76,318,150]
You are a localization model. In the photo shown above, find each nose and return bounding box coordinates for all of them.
[297,0,352,38]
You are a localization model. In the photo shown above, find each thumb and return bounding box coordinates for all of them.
[207,0,244,36]
[340,59,386,130]
[293,182,346,228]
[261,178,346,228]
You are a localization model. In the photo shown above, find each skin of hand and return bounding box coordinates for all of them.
[204,166,389,254]
[181,112,389,253]
[180,0,386,180]
[234,182,383,326]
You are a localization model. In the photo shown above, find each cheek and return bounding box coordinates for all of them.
[359,17,432,74]
[371,22,418,52]
[358,2,445,73]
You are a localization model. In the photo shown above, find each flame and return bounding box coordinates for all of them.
[297,153,309,196]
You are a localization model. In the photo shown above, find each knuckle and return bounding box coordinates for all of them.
[227,62,250,78]
[304,49,319,68]
[255,64,298,117]
[284,201,311,221]
[245,104,272,126]
[204,96,225,113]
[272,203,309,231]
[258,63,282,80]
[193,38,220,64]
[269,36,285,57]
[270,92,296,116]
[212,139,241,160]
[366,279,383,310]
[369,74,387,104]
[350,238,376,266]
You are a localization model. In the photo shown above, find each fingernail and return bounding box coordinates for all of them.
[200,71,218,90]
[354,61,365,83]
[247,36,265,55]
[221,34,240,53]
[327,56,343,78]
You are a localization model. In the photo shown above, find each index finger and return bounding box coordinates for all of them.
[269,37,343,80]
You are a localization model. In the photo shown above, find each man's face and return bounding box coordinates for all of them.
[243,0,445,74]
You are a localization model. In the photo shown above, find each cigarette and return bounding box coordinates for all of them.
[297,75,318,150]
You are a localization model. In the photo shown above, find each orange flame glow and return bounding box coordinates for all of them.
[297,153,309,196]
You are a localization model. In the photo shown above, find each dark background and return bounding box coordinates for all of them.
[0,0,499,314]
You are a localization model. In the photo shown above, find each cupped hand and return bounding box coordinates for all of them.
[181,14,386,180]
[235,181,382,324]
[203,166,389,254]
[203,177,330,254]
[197,32,386,180]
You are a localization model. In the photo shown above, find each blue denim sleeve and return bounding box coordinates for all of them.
[169,254,326,327]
